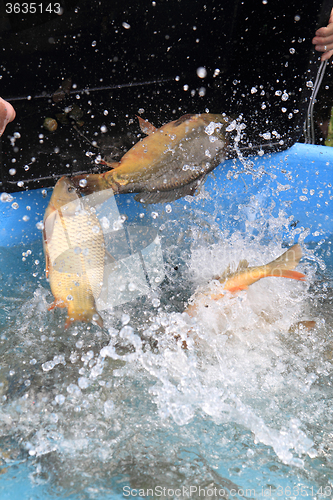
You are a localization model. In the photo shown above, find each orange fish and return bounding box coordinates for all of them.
[43,176,106,328]
[185,244,306,316]
[71,113,230,204]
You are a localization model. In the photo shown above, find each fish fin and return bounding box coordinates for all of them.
[134,178,202,204]
[43,208,57,246]
[136,115,157,135]
[105,249,116,264]
[99,159,117,168]
[265,244,306,281]
[64,309,104,329]
[48,299,66,311]
[227,285,249,293]
[173,114,196,127]
[235,259,249,272]
[270,269,306,281]
[44,250,50,278]
[215,260,248,283]
[267,243,302,271]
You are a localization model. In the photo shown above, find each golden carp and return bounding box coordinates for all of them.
[71,113,230,204]
[185,244,306,316]
[43,176,105,328]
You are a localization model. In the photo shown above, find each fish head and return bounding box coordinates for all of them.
[44,176,82,229]
[71,172,117,201]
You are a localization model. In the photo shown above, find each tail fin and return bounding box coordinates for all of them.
[266,244,306,281]
[64,308,104,329]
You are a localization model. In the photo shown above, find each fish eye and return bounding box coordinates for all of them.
[67,186,75,193]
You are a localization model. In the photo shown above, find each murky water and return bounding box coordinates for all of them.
[1,187,333,500]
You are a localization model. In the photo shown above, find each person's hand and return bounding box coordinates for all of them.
[312,8,333,61]
[0,97,16,136]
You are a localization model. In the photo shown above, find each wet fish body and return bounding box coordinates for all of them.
[71,113,230,204]
[43,176,105,328]
[185,244,306,316]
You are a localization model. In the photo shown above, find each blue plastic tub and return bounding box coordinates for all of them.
[1,142,333,499]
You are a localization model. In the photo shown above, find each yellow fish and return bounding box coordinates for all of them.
[43,176,105,328]
[185,244,306,316]
[71,113,230,204]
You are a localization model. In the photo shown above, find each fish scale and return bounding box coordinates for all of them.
[71,113,230,204]
[43,177,105,328]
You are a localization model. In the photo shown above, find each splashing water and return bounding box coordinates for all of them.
[1,154,333,498]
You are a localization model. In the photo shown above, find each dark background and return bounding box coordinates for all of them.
[0,0,332,192]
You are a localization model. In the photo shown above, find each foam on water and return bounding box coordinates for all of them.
[1,214,333,499]
[1,135,333,497]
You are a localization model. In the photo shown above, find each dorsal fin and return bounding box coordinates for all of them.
[235,259,249,272]
[173,113,196,127]
[136,116,157,135]
[215,260,249,283]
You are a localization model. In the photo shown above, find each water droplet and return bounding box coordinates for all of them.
[22,215,30,222]
[152,298,160,308]
[100,125,107,133]
[294,14,301,21]
[0,193,13,203]
[78,377,90,389]
[91,40,97,47]
[11,202,19,209]
[67,295,74,301]
[122,21,131,29]
[9,168,16,176]
[36,221,44,230]
[289,48,295,54]
[165,204,172,213]
[79,178,87,188]
[121,313,130,325]
[196,66,207,78]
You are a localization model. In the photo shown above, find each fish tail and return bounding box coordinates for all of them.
[265,244,306,281]
[64,307,104,329]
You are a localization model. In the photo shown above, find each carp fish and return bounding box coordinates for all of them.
[185,244,306,316]
[43,176,106,328]
[71,113,230,204]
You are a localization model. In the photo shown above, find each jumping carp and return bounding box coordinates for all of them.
[185,244,306,316]
[71,113,230,204]
[43,176,106,328]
